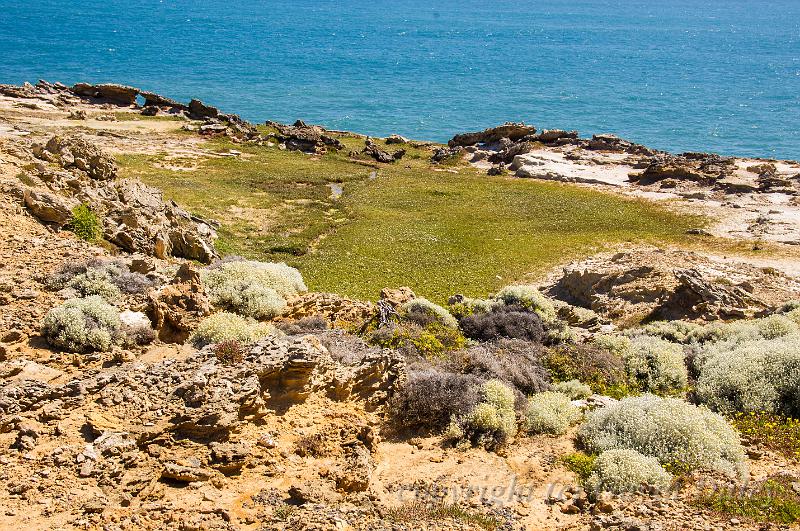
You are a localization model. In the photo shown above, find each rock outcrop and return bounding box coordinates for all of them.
[448,122,537,147]
[148,264,212,343]
[20,135,218,262]
[268,120,345,153]
[547,248,799,321]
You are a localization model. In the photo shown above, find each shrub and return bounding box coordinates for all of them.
[695,335,800,416]
[631,320,703,344]
[68,204,102,241]
[560,452,597,482]
[190,312,276,347]
[46,258,154,297]
[213,340,246,365]
[453,339,550,395]
[369,322,464,359]
[448,379,517,450]
[552,379,592,400]
[448,297,498,320]
[591,334,631,357]
[542,344,630,398]
[623,336,688,395]
[121,322,155,347]
[203,260,306,319]
[388,369,482,432]
[585,449,672,495]
[757,315,798,340]
[401,298,459,329]
[42,296,121,353]
[579,395,747,476]
[460,305,545,342]
[494,285,556,321]
[525,391,581,435]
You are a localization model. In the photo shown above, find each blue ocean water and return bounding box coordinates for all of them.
[1,0,799,159]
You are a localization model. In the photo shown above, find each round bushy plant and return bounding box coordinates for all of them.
[454,338,550,395]
[460,305,545,342]
[190,312,277,347]
[68,204,102,242]
[695,335,800,416]
[494,285,556,321]
[449,379,517,450]
[448,297,498,320]
[585,449,672,494]
[579,394,747,477]
[624,336,688,395]
[389,369,483,432]
[203,260,306,319]
[401,298,459,329]
[631,320,703,344]
[552,379,592,400]
[42,296,121,353]
[68,268,122,302]
[525,391,581,435]
[757,315,798,340]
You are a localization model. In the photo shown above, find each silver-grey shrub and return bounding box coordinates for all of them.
[695,335,800,416]
[525,391,581,435]
[579,394,747,477]
[42,296,121,353]
[203,260,307,319]
[585,449,672,494]
[624,336,687,395]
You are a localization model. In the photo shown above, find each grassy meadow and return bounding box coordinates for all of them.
[118,129,709,302]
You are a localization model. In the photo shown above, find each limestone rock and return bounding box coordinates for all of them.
[147,264,211,343]
[379,286,416,307]
[23,189,77,227]
[449,123,537,147]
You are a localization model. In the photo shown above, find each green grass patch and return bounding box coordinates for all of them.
[117,135,708,302]
[695,476,800,525]
[731,412,800,460]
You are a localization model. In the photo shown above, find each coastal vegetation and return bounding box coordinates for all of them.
[118,127,706,301]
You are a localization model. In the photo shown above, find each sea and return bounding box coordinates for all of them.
[1,0,799,159]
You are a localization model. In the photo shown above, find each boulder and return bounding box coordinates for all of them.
[72,83,139,106]
[379,286,416,307]
[188,99,219,120]
[147,264,212,343]
[448,123,537,147]
[283,292,375,327]
[23,189,77,227]
[358,140,405,163]
[269,121,345,153]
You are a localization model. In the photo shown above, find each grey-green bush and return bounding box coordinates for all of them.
[695,335,800,416]
[624,336,687,395]
[42,296,121,353]
[525,391,581,435]
[493,285,556,321]
[400,297,459,329]
[552,379,592,400]
[447,379,517,450]
[579,395,747,477]
[203,260,306,319]
[585,449,672,494]
[190,312,278,347]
